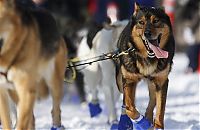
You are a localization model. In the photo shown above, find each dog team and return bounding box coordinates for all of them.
[0,0,175,130]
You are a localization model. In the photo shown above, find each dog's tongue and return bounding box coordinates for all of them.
[149,43,168,58]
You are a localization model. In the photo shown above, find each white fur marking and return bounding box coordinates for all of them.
[0,77,14,89]
[0,66,7,73]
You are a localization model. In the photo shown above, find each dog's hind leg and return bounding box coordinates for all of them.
[48,66,64,128]
[49,40,66,129]
[82,63,102,117]
[84,69,102,118]
[145,80,156,123]
[47,71,64,130]
[0,88,12,130]
[154,78,169,129]
[102,81,117,122]
[84,68,100,103]
[49,77,63,128]
[49,78,63,128]
[100,60,119,124]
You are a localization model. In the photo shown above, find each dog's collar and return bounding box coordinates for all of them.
[113,46,135,59]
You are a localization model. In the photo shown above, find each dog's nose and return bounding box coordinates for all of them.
[144,30,152,38]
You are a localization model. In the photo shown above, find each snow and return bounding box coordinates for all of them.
[2,53,199,130]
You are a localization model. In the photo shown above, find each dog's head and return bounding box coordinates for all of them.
[131,3,172,59]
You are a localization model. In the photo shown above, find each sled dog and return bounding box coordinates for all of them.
[116,3,175,129]
[77,20,128,128]
[0,0,67,129]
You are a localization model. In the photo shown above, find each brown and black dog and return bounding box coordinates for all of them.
[0,0,67,129]
[116,3,175,129]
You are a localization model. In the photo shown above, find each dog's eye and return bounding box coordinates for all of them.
[138,20,145,25]
[153,19,160,24]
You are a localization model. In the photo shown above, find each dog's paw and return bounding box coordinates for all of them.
[118,114,133,130]
[51,125,65,130]
[88,102,102,117]
[131,115,153,130]
[110,120,118,130]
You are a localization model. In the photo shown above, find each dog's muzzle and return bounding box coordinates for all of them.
[143,36,160,58]
[144,39,156,58]
[143,34,168,59]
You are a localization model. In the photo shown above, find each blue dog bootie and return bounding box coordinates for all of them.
[118,114,133,130]
[131,115,153,130]
[88,102,102,117]
[110,120,119,130]
[118,105,133,130]
[51,125,65,130]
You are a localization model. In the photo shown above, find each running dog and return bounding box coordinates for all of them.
[77,20,128,129]
[0,0,67,129]
[116,3,175,129]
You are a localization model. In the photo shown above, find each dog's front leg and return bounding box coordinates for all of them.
[15,77,36,130]
[123,81,140,119]
[145,80,156,123]
[28,111,35,129]
[123,79,153,130]
[154,78,169,129]
[0,87,12,130]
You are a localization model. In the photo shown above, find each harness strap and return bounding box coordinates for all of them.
[64,47,136,83]
[66,47,136,69]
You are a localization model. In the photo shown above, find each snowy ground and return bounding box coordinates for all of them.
[7,53,200,130]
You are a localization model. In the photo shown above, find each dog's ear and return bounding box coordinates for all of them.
[159,6,165,12]
[103,22,121,30]
[103,22,113,30]
[133,2,140,15]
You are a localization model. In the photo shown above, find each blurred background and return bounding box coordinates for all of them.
[32,0,200,102]
[31,0,199,73]
[32,0,200,103]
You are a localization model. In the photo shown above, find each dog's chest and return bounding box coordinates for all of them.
[136,59,157,76]
[122,55,158,76]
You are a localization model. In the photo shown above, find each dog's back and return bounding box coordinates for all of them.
[15,1,61,57]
